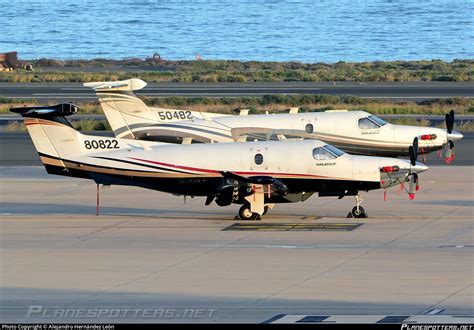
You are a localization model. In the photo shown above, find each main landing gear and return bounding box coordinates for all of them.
[347,193,368,218]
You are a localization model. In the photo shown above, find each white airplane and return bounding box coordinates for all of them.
[12,103,428,220]
[84,79,463,164]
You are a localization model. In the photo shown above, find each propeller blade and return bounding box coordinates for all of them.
[444,140,455,164]
[445,110,454,134]
[409,137,418,166]
[408,173,418,200]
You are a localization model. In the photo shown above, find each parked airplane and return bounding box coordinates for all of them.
[12,103,428,220]
[84,79,463,164]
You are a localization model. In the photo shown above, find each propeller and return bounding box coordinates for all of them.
[443,110,457,164]
[445,110,454,134]
[408,137,418,166]
[407,137,420,200]
[408,173,419,200]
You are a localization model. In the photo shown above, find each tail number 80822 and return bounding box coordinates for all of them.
[84,140,119,150]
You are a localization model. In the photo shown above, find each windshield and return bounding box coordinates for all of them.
[312,145,345,160]
[324,144,345,157]
[369,115,387,126]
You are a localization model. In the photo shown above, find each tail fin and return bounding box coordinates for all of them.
[11,104,83,165]
[84,78,152,139]
[11,103,122,176]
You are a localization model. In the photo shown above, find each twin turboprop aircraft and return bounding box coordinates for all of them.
[84,79,463,163]
[12,103,428,220]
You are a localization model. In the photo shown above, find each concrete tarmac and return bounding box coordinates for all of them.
[1,81,474,101]
[0,166,473,323]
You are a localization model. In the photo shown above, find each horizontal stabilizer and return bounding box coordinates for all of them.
[10,103,79,117]
[83,78,147,92]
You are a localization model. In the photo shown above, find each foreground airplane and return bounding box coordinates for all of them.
[12,103,428,219]
[84,79,463,163]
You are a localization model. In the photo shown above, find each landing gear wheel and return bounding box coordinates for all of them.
[351,206,367,218]
[238,204,259,221]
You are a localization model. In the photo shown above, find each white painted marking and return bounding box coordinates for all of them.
[424,309,444,315]
[267,314,474,324]
[33,93,94,95]
[271,314,307,324]
[324,315,386,323]
[27,93,302,97]
[62,87,323,91]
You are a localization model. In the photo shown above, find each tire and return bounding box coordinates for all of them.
[238,204,258,220]
[351,206,367,218]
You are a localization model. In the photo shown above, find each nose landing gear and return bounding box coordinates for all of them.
[236,203,273,221]
[238,203,261,221]
[347,194,368,218]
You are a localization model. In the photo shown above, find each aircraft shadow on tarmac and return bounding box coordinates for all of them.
[1,202,350,220]
[1,202,235,219]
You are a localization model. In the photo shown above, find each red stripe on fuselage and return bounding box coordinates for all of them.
[128,157,333,179]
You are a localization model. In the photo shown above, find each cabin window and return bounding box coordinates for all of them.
[358,117,380,129]
[254,153,264,165]
[305,123,314,134]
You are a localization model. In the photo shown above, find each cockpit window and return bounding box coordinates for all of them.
[358,117,380,129]
[324,144,345,157]
[312,145,344,160]
[368,115,387,126]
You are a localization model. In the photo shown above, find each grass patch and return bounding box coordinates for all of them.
[387,118,432,127]
[1,96,472,116]
[72,119,111,131]
[5,121,26,131]
[2,59,473,83]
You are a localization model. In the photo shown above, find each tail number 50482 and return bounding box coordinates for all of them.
[158,111,192,120]
[84,140,119,149]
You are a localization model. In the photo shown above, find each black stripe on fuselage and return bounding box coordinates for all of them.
[38,152,162,176]
[92,156,193,174]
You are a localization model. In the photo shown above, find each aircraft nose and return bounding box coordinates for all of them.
[447,130,464,141]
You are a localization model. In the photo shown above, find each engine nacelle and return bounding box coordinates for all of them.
[214,183,240,206]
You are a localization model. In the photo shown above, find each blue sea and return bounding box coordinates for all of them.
[2,0,473,62]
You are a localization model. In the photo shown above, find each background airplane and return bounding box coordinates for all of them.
[84,79,463,163]
[11,103,428,220]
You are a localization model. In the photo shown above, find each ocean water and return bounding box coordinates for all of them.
[2,0,473,62]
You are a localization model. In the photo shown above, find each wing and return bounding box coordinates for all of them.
[219,171,288,194]
[230,127,313,142]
